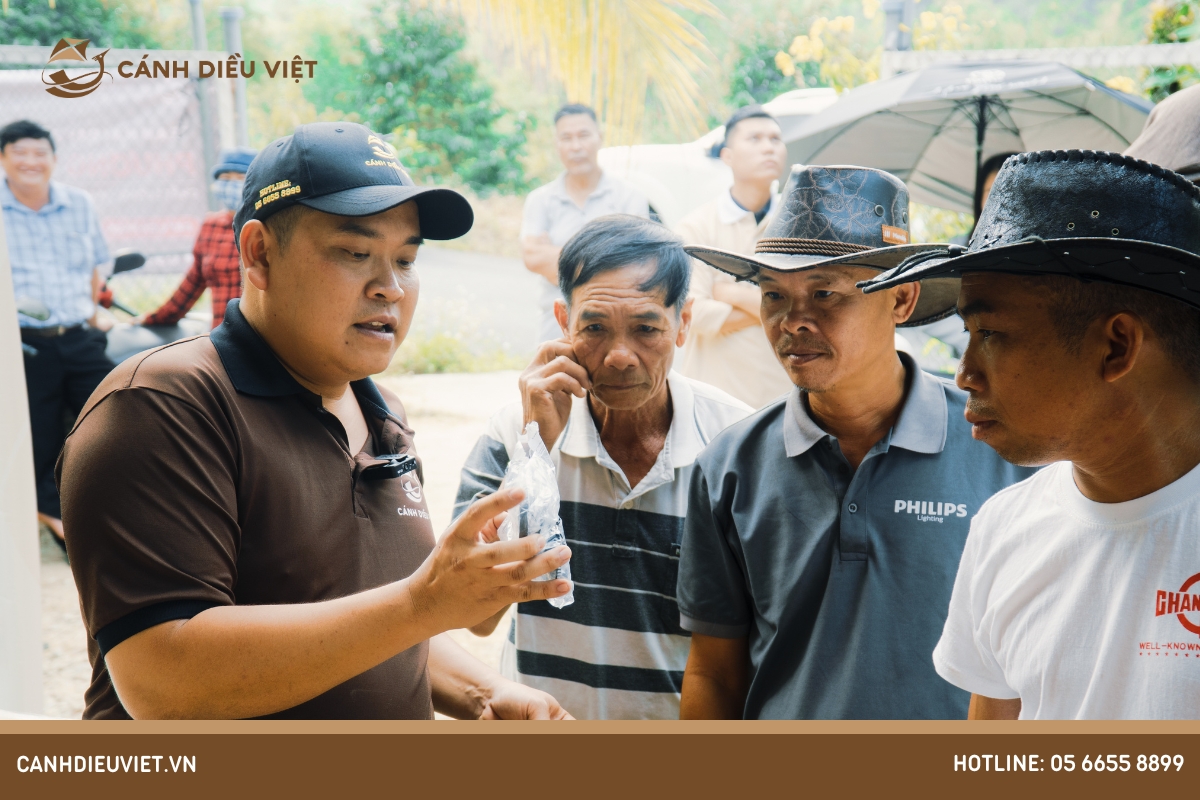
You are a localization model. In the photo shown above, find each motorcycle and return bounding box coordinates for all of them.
[99,251,209,363]
[16,250,209,364]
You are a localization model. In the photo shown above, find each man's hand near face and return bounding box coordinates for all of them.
[518,334,592,452]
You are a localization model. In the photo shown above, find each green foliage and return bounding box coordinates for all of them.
[718,2,828,114]
[727,40,822,107]
[1142,1,1197,101]
[0,0,158,49]
[303,2,531,195]
[910,202,973,244]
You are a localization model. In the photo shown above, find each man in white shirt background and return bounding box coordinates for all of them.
[674,106,793,408]
[521,104,649,344]
[862,150,1200,720]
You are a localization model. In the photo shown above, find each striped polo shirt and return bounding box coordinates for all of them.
[454,372,751,719]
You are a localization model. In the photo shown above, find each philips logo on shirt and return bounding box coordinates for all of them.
[894,499,967,523]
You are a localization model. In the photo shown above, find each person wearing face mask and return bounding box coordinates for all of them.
[135,149,256,329]
[455,214,752,719]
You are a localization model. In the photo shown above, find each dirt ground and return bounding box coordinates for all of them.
[39,370,523,719]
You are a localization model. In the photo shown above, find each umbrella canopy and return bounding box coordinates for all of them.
[786,61,1153,214]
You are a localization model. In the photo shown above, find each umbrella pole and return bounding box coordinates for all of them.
[974,95,988,219]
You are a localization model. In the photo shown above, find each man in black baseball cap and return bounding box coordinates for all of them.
[862,150,1200,720]
[57,121,575,720]
[232,120,474,242]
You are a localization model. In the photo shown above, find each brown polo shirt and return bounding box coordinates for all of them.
[56,299,436,720]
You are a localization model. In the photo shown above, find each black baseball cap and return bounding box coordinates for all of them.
[233,121,473,243]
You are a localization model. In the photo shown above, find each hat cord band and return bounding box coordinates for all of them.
[755,238,873,257]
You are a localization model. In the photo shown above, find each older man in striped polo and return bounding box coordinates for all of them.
[455,214,751,719]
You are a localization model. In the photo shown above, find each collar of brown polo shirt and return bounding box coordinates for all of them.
[211,298,395,434]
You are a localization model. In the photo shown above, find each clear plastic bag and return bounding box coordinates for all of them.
[497,421,574,608]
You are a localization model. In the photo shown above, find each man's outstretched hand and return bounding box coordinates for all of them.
[406,488,573,635]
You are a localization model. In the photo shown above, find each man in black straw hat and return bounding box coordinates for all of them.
[56,121,574,720]
[676,165,1033,719]
[862,150,1200,719]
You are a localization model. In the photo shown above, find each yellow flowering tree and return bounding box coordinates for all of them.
[911,3,971,51]
[772,2,979,95]
[774,12,880,93]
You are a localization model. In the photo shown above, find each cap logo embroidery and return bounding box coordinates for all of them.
[365,134,411,178]
[367,134,398,160]
[882,225,909,245]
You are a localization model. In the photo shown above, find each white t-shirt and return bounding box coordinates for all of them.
[934,459,1200,720]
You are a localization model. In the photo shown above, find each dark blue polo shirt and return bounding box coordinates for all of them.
[677,353,1035,719]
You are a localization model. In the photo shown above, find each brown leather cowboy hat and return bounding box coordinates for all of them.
[685,164,956,326]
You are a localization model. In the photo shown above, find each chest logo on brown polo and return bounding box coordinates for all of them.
[401,474,422,504]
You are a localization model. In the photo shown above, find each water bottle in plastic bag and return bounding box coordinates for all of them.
[497,420,574,609]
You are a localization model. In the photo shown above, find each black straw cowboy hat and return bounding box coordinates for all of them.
[859,150,1200,312]
[685,164,955,326]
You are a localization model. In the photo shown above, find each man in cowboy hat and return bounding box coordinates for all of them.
[676,165,1034,719]
[862,150,1200,719]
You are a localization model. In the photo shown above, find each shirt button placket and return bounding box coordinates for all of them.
[840,471,870,561]
[612,500,636,559]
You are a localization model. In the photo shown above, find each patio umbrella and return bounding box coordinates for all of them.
[786,61,1153,214]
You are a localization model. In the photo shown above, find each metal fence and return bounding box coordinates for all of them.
[0,68,213,272]
[0,45,242,315]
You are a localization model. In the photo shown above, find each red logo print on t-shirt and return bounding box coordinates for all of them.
[1156,572,1200,636]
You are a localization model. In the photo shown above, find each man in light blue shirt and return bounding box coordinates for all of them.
[2,119,112,547]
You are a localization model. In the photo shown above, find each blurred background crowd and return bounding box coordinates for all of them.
[3,0,1197,375]
[2,0,1199,717]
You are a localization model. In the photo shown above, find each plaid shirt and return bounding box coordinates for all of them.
[3,178,110,328]
[144,211,241,329]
